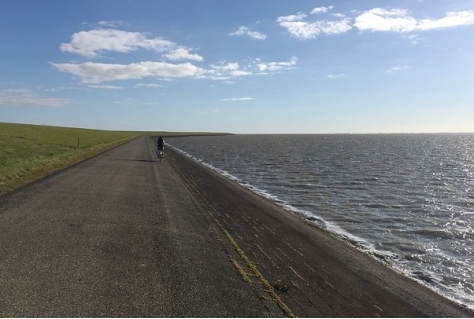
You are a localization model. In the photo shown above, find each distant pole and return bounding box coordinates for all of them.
[77,138,80,148]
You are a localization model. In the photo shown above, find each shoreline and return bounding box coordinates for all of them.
[169,143,473,312]
[166,145,474,317]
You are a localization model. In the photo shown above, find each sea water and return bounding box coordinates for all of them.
[166,134,474,309]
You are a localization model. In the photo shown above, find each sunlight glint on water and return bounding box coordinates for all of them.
[167,134,474,309]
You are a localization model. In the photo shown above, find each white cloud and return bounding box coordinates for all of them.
[230,70,253,77]
[222,97,254,102]
[60,28,175,58]
[277,12,352,39]
[277,12,307,23]
[311,6,334,14]
[278,7,474,40]
[60,27,205,62]
[0,89,70,107]
[52,56,297,83]
[87,85,123,89]
[97,20,125,28]
[333,13,347,19]
[54,26,298,83]
[135,83,162,88]
[385,65,409,73]
[164,48,204,61]
[211,62,240,72]
[407,34,419,44]
[51,61,205,83]
[319,19,353,35]
[327,73,346,78]
[229,26,267,40]
[354,8,474,32]
[199,108,221,115]
[206,62,253,79]
[354,9,418,32]
[200,57,298,80]
[255,56,298,72]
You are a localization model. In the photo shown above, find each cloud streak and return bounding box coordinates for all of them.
[277,12,352,39]
[254,56,298,72]
[311,6,334,15]
[51,61,205,83]
[164,48,203,61]
[0,89,70,107]
[278,7,474,39]
[327,73,346,78]
[222,97,254,102]
[354,9,474,32]
[385,65,409,74]
[229,26,267,40]
[51,55,298,83]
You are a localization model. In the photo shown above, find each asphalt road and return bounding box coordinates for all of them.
[0,136,273,317]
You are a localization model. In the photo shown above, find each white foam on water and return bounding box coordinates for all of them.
[169,142,474,311]
[170,144,379,256]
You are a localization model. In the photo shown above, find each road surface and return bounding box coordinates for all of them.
[0,136,272,317]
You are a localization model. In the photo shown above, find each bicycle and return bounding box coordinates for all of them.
[156,136,165,162]
[156,147,164,161]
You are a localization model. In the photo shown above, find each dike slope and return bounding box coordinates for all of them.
[165,142,474,318]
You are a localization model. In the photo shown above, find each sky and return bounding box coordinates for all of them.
[1,0,474,134]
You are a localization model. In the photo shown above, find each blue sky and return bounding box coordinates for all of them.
[1,0,473,133]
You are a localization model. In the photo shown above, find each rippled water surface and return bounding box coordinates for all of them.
[167,134,474,308]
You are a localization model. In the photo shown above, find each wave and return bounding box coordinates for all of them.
[170,144,383,261]
[166,135,474,310]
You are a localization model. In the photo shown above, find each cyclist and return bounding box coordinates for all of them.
[157,136,165,158]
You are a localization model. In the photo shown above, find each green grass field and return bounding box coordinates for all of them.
[0,123,159,195]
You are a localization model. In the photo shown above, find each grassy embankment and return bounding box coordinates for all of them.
[0,122,165,195]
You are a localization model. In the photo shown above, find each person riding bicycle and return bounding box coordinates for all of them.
[157,136,165,157]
